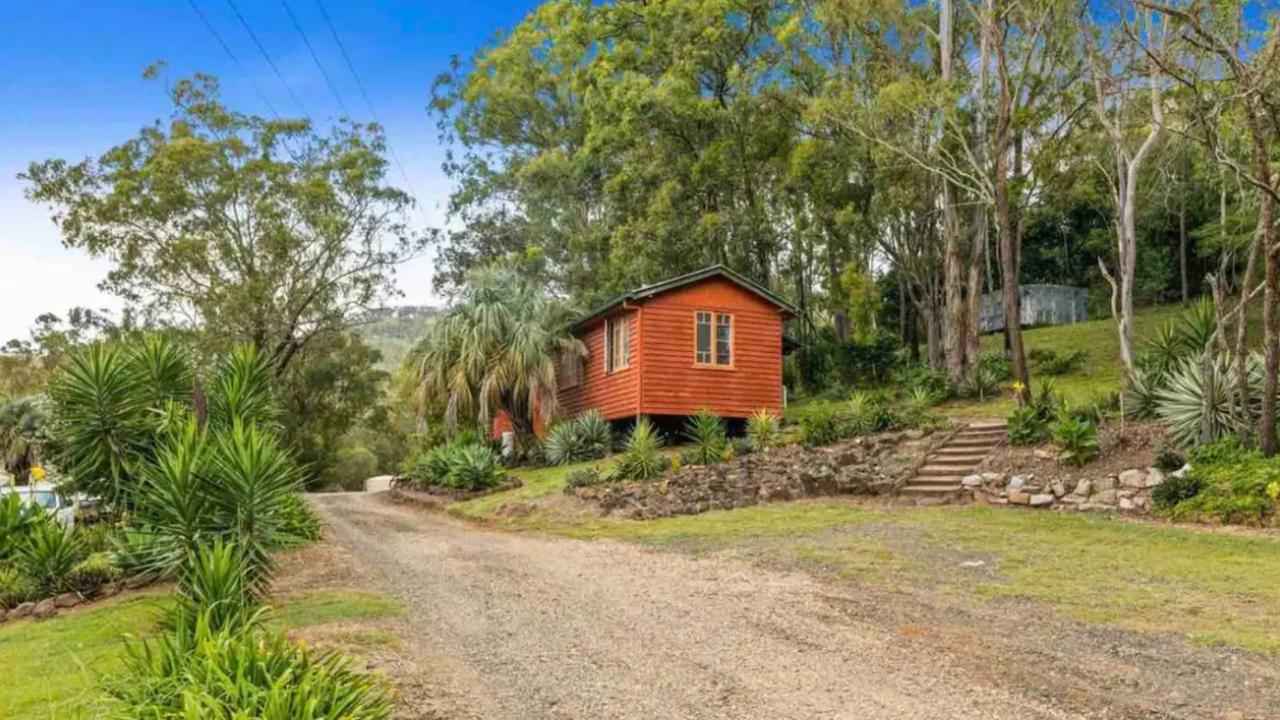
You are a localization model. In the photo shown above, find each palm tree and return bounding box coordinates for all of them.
[410,265,585,438]
[0,395,49,484]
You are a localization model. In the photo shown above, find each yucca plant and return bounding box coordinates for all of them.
[207,344,280,430]
[960,364,1002,401]
[746,408,782,452]
[541,421,582,466]
[683,408,728,465]
[846,392,880,436]
[0,492,44,562]
[612,417,666,481]
[172,539,257,634]
[19,520,83,596]
[901,386,937,427]
[129,335,193,412]
[49,344,152,506]
[1177,298,1218,355]
[1050,416,1098,467]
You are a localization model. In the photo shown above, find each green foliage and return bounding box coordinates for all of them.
[0,564,34,608]
[1029,347,1087,376]
[956,364,1002,401]
[900,387,940,429]
[324,446,380,492]
[834,332,900,385]
[683,409,728,466]
[410,264,584,436]
[0,394,50,483]
[0,492,45,562]
[611,418,666,482]
[107,609,393,720]
[1155,356,1259,447]
[1049,417,1098,467]
[1006,405,1047,445]
[542,410,610,465]
[894,365,949,403]
[18,521,83,596]
[564,466,604,488]
[1163,448,1280,526]
[69,551,122,593]
[172,540,257,636]
[1187,436,1247,466]
[798,403,847,447]
[745,409,782,452]
[977,352,1012,382]
[839,259,881,343]
[1122,366,1164,420]
[1176,298,1218,355]
[1152,439,1186,473]
[405,441,505,491]
[276,494,323,544]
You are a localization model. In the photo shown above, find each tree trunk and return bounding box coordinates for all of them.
[1244,96,1277,455]
[938,0,967,383]
[994,38,1029,403]
[1180,148,1190,304]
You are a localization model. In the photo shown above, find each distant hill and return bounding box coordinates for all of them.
[355,305,441,372]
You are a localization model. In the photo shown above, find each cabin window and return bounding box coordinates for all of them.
[696,311,732,366]
[606,316,630,372]
[559,353,583,389]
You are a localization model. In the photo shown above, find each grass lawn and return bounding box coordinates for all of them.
[0,588,403,720]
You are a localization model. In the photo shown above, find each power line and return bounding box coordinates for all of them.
[312,0,426,223]
[224,0,310,118]
[278,0,350,118]
[184,0,284,121]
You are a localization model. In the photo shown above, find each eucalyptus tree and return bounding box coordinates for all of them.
[23,69,425,376]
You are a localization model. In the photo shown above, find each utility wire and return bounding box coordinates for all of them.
[185,0,284,121]
[312,0,426,221]
[278,0,350,118]
[224,0,310,118]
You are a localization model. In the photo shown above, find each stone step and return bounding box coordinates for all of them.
[933,452,990,463]
[906,477,963,488]
[965,422,1008,430]
[954,428,1006,438]
[917,468,978,479]
[935,446,992,455]
[900,484,961,495]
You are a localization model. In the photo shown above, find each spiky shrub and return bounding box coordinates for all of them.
[1049,417,1098,467]
[683,409,728,466]
[611,417,666,481]
[564,466,603,488]
[1154,355,1260,447]
[540,422,581,466]
[0,492,44,562]
[573,410,611,459]
[444,443,505,491]
[745,409,782,452]
[846,392,884,436]
[1028,348,1087,376]
[19,521,84,596]
[894,365,950,403]
[900,387,938,428]
[1137,322,1182,379]
[108,609,393,720]
[406,444,454,487]
[1028,379,1062,425]
[1122,366,1164,420]
[799,402,846,447]
[276,493,323,544]
[0,566,34,609]
[1176,298,1218,354]
[958,364,1002,401]
[1006,406,1045,446]
[207,345,281,430]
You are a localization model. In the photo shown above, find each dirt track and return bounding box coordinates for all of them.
[309,492,1085,719]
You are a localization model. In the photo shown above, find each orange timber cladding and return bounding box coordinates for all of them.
[557,277,785,421]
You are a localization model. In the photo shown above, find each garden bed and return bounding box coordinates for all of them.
[391,477,524,510]
[571,429,940,520]
[983,420,1163,486]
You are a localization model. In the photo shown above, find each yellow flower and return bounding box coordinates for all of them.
[30,466,46,481]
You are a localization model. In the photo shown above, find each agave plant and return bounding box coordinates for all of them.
[1122,366,1163,420]
[1155,355,1261,447]
[1176,298,1218,355]
[444,443,504,491]
[573,410,611,458]
[745,409,782,452]
[1138,322,1183,379]
[19,520,83,596]
[683,409,728,465]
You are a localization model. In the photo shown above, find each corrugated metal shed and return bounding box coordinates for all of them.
[980,285,1088,331]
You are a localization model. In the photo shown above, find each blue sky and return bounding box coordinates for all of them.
[0,0,537,342]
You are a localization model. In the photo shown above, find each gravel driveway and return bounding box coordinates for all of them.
[311,493,1079,720]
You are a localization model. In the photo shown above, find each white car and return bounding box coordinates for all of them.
[0,481,79,527]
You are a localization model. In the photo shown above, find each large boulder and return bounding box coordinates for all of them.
[1119,469,1147,489]
[32,598,57,619]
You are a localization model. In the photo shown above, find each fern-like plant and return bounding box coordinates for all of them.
[745,409,782,452]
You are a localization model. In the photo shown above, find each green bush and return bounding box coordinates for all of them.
[405,441,505,491]
[1029,347,1087,376]
[745,409,782,452]
[542,410,611,466]
[977,352,1012,382]
[1165,449,1280,525]
[1049,417,1098,467]
[894,365,949,403]
[276,494,323,544]
[683,409,728,466]
[798,403,847,447]
[69,551,122,592]
[834,332,900,385]
[1152,439,1186,473]
[0,493,45,562]
[730,437,754,458]
[610,418,666,481]
[1187,436,1248,466]
[1006,406,1046,445]
[108,610,393,720]
[0,565,34,608]
[957,363,1002,401]
[325,446,379,492]
[901,387,940,428]
[1151,472,1204,511]
[19,521,83,596]
[564,467,604,488]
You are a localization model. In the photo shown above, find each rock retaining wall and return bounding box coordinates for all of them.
[963,466,1168,513]
[575,429,938,520]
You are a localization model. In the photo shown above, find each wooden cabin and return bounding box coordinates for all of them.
[494,265,794,437]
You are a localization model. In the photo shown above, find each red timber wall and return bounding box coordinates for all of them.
[556,309,640,421]
[636,277,784,418]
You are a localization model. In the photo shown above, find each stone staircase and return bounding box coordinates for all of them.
[901,421,1007,502]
